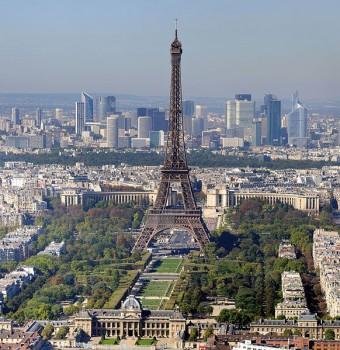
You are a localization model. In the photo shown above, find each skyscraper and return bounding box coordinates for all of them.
[192,117,204,138]
[81,92,94,123]
[183,100,195,117]
[183,100,194,135]
[136,107,149,117]
[75,102,85,136]
[226,95,255,130]
[226,100,236,129]
[97,96,116,122]
[252,119,262,146]
[152,110,167,131]
[35,108,42,128]
[265,94,281,145]
[55,108,63,120]
[136,108,166,131]
[11,107,20,125]
[183,116,192,135]
[150,130,165,147]
[195,105,207,118]
[287,92,308,148]
[107,115,120,148]
[138,116,152,138]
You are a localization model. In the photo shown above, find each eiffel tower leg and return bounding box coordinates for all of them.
[154,176,170,209]
[133,225,155,252]
[180,174,196,210]
[190,218,210,249]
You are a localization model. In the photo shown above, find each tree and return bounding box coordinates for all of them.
[203,327,214,341]
[55,326,69,339]
[283,329,293,337]
[324,329,335,340]
[264,274,276,317]
[276,314,286,320]
[41,323,54,340]
[188,327,198,341]
[236,287,257,315]
[216,309,252,326]
[293,329,302,336]
[132,211,143,230]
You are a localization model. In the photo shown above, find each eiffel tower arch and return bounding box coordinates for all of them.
[133,30,210,252]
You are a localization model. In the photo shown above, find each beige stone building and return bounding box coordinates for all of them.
[204,186,319,217]
[74,295,186,339]
[275,271,309,319]
[250,314,340,340]
[275,301,310,319]
[313,229,340,318]
[61,189,156,208]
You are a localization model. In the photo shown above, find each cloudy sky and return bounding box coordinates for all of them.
[0,0,339,100]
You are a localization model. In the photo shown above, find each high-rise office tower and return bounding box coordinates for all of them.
[136,107,166,131]
[252,119,262,146]
[226,100,236,129]
[195,105,207,118]
[136,107,149,117]
[11,107,20,125]
[138,116,152,138]
[123,116,132,131]
[55,108,63,120]
[107,96,116,114]
[152,110,167,131]
[97,96,116,122]
[81,92,94,123]
[265,94,281,146]
[192,117,204,138]
[124,111,137,128]
[235,96,254,129]
[226,95,255,130]
[35,108,42,128]
[150,130,165,147]
[107,115,120,148]
[287,92,308,148]
[183,116,192,135]
[235,94,252,101]
[183,100,194,135]
[114,114,125,130]
[183,100,195,117]
[75,102,85,136]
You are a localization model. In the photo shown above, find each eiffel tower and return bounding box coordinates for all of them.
[133,29,210,252]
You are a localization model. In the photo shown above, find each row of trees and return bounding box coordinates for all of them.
[179,200,330,322]
[0,149,336,170]
[3,199,143,322]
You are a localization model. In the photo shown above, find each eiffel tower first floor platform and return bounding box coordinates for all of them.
[133,208,210,252]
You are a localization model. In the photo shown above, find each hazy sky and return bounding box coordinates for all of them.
[0,0,339,100]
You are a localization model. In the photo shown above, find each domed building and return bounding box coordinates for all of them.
[74,295,186,339]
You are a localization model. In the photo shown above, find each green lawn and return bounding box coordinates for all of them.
[140,281,171,297]
[154,258,183,273]
[139,298,162,309]
[136,338,157,346]
[139,280,175,310]
[99,338,120,345]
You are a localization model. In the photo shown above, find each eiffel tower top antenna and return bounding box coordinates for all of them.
[175,18,178,39]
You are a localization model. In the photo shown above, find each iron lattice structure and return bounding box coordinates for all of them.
[133,31,210,252]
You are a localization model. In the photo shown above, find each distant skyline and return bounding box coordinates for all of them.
[0,0,339,100]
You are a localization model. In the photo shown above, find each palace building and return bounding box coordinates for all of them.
[74,295,186,339]
[204,186,319,216]
[60,189,156,208]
